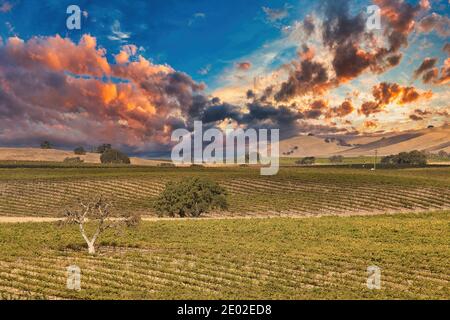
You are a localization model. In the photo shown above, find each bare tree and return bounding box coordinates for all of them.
[63,196,140,254]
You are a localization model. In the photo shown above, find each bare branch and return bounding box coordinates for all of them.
[62,195,139,255]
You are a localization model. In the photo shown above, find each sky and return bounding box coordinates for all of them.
[0,0,448,155]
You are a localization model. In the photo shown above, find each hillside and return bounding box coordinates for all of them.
[0,148,163,166]
[280,126,450,157]
[341,126,450,157]
[279,135,352,157]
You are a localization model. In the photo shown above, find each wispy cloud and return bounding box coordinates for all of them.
[198,64,211,75]
[188,12,206,26]
[0,1,13,13]
[262,4,291,23]
[108,20,131,42]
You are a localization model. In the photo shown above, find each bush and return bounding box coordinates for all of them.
[158,162,176,167]
[63,157,84,164]
[74,146,86,155]
[96,144,112,154]
[154,177,228,217]
[329,155,344,163]
[381,150,427,167]
[100,149,130,164]
[296,157,316,165]
[40,141,52,149]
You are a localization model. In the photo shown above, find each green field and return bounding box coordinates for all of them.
[0,212,448,299]
[0,166,449,217]
[279,156,381,166]
[0,165,448,300]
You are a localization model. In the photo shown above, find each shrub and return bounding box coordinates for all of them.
[100,149,130,164]
[154,177,228,217]
[381,150,427,167]
[63,157,84,164]
[158,162,176,167]
[329,155,344,163]
[74,146,86,155]
[296,157,316,165]
[96,144,112,154]
[40,141,52,149]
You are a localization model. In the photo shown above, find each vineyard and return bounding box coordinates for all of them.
[0,166,449,217]
[0,212,448,299]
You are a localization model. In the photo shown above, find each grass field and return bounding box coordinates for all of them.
[0,212,448,299]
[0,166,449,217]
[279,156,381,166]
[0,164,448,300]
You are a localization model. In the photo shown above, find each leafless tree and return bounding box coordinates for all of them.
[63,196,140,254]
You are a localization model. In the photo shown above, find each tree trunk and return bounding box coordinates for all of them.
[87,242,96,255]
[79,224,97,255]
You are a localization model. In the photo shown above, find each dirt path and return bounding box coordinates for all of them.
[0,209,434,224]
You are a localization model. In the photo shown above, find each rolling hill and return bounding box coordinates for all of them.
[280,126,450,157]
[0,148,164,166]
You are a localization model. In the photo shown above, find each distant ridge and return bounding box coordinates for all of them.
[0,148,164,166]
[280,126,450,157]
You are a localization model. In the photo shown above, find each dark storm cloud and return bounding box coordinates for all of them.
[274,59,329,102]
[271,0,424,102]
[414,57,438,78]
[303,15,316,37]
[359,82,432,116]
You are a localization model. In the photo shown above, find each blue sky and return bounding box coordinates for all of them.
[1,1,448,88]
[0,0,448,152]
[0,0,306,83]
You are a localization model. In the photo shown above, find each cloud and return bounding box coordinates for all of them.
[0,1,12,13]
[443,43,450,56]
[409,108,435,121]
[304,99,328,119]
[188,12,206,26]
[409,114,424,121]
[374,0,423,51]
[417,13,450,37]
[436,58,450,85]
[413,57,450,85]
[262,5,290,22]
[198,64,211,75]
[198,93,343,139]
[302,15,316,37]
[359,82,433,116]
[270,0,423,103]
[328,100,354,118]
[0,34,211,152]
[413,57,437,78]
[236,61,252,71]
[108,20,131,42]
[414,109,432,116]
[274,57,330,102]
[1,34,340,151]
[364,120,378,129]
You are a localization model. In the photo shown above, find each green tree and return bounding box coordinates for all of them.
[154,177,228,217]
[296,157,316,165]
[100,149,130,164]
[96,144,112,154]
[381,150,427,167]
[40,141,52,149]
[74,146,86,155]
[329,155,344,163]
[63,157,84,164]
